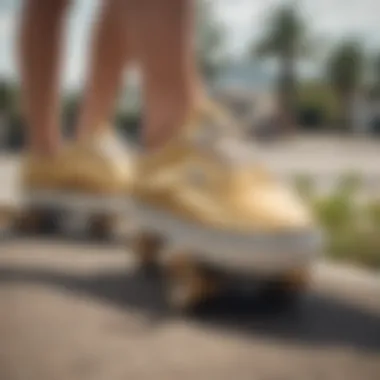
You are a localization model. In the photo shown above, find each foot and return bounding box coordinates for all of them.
[133,102,322,277]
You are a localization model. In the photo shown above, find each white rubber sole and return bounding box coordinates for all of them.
[14,190,134,238]
[134,201,323,277]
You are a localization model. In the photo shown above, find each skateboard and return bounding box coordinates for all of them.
[0,195,315,313]
[0,190,132,242]
[130,225,314,314]
[0,199,313,312]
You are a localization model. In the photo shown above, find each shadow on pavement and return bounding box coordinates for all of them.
[0,265,379,353]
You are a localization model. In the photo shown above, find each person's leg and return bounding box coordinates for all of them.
[76,0,132,141]
[19,0,134,194]
[127,0,202,149]
[19,0,69,156]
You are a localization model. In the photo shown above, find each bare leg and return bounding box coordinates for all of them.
[127,0,201,149]
[19,0,69,155]
[76,0,132,141]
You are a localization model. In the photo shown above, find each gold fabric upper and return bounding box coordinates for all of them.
[134,103,313,233]
[21,130,135,195]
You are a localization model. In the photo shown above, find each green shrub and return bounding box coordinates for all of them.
[309,183,380,270]
[327,228,380,269]
[365,200,380,230]
[336,171,362,197]
[312,192,356,233]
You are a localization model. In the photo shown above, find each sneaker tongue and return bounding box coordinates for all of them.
[90,130,130,160]
[185,108,257,168]
[214,137,255,164]
[181,102,240,148]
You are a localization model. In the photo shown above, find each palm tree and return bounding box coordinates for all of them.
[371,53,380,96]
[0,80,19,116]
[326,41,364,130]
[251,3,309,132]
[62,91,81,138]
[0,80,20,148]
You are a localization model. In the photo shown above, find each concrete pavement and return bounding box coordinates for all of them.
[0,239,379,380]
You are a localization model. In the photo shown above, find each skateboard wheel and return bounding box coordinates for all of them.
[16,209,59,234]
[16,211,37,232]
[259,267,311,310]
[0,206,15,235]
[88,214,116,240]
[165,254,218,312]
[131,231,164,269]
[280,267,311,291]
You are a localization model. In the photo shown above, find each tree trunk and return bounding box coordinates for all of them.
[338,91,354,132]
[0,113,8,150]
[277,57,296,135]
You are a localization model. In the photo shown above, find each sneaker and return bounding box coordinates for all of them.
[132,104,322,275]
[18,129,136,236]
[21,129,135,195]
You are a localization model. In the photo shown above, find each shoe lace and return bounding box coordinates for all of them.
[93,130,132,161]
[191,111,257,169]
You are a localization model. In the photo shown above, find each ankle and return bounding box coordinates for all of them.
[143,97,199,150]
[76,123,108,143]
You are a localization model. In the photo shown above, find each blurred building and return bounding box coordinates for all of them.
[0,114,7,149]
[352,89,380,135]
[212,60,277,135]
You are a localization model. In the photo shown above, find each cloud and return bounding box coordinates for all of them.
[214,0,286,55]
[0,13,11,36]
[63,0,100,89]
[214,0,380,55]
[0,10,18,79]
[0,9,16,42]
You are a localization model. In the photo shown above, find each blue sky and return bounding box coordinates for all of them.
[1,0,380,89]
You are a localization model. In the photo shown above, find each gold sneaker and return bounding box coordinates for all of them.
[21,130,135,195]
[133,104,322,276]
[20,129,136,224]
